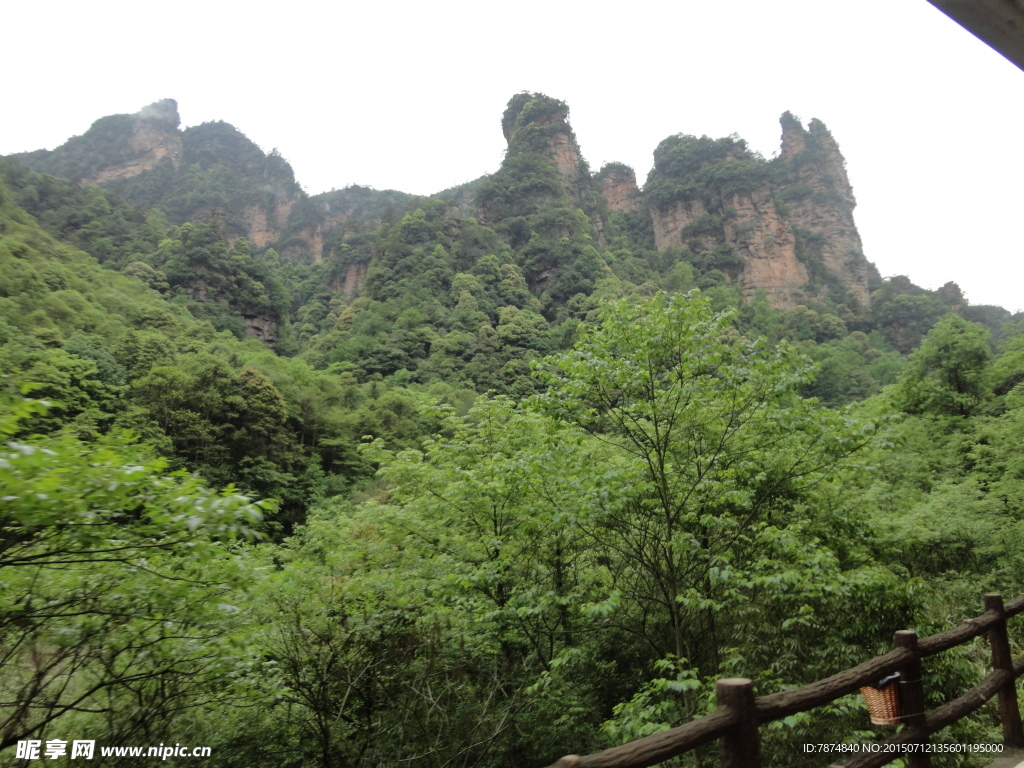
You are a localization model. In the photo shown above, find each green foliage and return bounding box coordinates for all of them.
[644,134,773,208]
[257,292,919,766]
[0,179,401,529]
[680,211,724,239]
[803,331,905,406]
[476,153,566,226]
[990,332,1024,396]
[13,115,139,181]
[895,314,992,417]
[501,92,571,152]
[313,184,416,232]
[149,220,289,329]
[794,227,826,265]
[0,393,268,750]
[534,292,890,675]
[870,276,949,353]
[472,93,609,309]
[0,157,166,269]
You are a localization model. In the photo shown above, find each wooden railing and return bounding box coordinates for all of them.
[548,594,1024,768]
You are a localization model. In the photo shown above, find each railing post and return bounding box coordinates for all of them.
[985,594,1024,748]
[716,678,760,768]
[894,630,931,768]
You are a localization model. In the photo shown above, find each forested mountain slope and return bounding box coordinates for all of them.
[3,93,1024,768]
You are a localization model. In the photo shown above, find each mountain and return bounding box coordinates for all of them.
[14,95,874,309]
[12,100,416,267]
[6,92,1013,394]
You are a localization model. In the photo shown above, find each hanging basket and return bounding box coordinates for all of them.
[860,673,902,725]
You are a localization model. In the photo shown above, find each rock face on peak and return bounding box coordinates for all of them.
[91,100,185,184]
[644,114,875,308]
[775,114,870,305]
[596,163,642,214]
[15,99,184,185]
[779,111,809,162]
[500,93,595,208]
[90,122,183,184]
[778,112,856,210]
[471,93,608,297]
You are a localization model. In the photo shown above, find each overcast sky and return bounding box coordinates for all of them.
[5,0,1023,311]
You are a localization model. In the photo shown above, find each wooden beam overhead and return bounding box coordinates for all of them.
[926,0,1024,72]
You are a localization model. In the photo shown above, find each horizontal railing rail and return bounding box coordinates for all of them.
[548,593,1024,768]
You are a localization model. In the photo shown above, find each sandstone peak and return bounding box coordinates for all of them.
[82,101,184,184]
[644,113,873,308]
[596,162,642,214]
[779,111,808,161]
[501,92,570,143]
[499,93,592,206]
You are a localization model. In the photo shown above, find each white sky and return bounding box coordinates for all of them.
[4,0,1023,311]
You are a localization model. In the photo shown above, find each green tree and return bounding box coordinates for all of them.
[0,392,270,750]
[352,398,610,763]
[895,314,991,417]
[234,366,292,459]
[534,292,885,677]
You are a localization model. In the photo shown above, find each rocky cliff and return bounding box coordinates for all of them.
[775,113,872,307]
[241,198,297,249]
[500,93,595,209]
[643,115,875,309]
[10,95,878,312]
[88,105,184,183]
[596,163,642,214]
[479,96,873,309]
[470,94,608,295]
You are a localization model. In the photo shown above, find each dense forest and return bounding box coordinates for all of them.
[3,93,1024,767]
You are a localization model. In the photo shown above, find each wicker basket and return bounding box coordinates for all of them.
[860,674,902,726]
